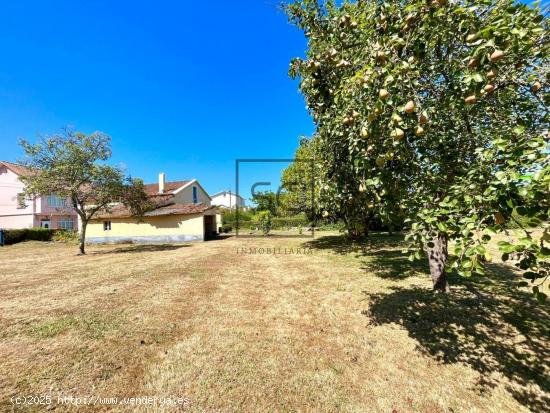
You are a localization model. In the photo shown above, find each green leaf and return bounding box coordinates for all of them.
[535,291,547,303]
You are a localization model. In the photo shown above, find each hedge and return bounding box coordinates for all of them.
[225,216,311,230]
[1,228,57,245]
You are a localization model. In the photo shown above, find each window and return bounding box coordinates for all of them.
[47,195,66,207]
[192,186,198,203]
[103,221,112,231]
[58,218,74,230]
[17,193,26,209]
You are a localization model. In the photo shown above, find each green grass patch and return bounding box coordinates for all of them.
[27,313,123,339]
[28,316,79,338]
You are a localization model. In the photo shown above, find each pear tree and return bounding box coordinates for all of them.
[287,0,549,293]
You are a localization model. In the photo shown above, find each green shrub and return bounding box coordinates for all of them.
[256,211,273,235]
[315,221,346,231]
[2,228,56,245]
[271,215,309,229]
[52,230,79,243]
[222,209,255,224]
[221,224,233,233]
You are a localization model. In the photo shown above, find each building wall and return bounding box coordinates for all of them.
[33,214,77,229]
[0,165,36,228]
[173,183,211,205]
[86,214,205,243]
[0,165,78,229]
[39,195,75,216]
[211,192,245,208]
[0,214,34,229]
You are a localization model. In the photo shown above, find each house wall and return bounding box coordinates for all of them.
[0,165,35,228]
[33,215,77,229]
[86,214,205,243]
[173,183,211,205]
[0,214,34,229]
[211,193,245,208]
[0,164,78,229]
[39,195,74,216]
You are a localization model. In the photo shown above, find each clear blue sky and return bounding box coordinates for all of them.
[0,0,314,203]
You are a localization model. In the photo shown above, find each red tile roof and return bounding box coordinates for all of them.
[0,161,32,176]
[144,203,214,217]
[144,180,190,195]
[93,202,215,219]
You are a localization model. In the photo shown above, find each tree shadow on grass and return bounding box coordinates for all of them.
[91,244,191,255]
[304,233,549,410]
[304,233,428,280]
[304,232,407,256]
[361,248,430,280]
[363,266,550,412]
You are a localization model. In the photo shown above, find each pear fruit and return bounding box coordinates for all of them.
[322,210,329,218]
[379,89,390,99]
[531,81,542,93]
[467,58,479,69]
[359,183,366,193]
[404,100,415,113]
[392,113,403,124]
[415,126,425,136]
[360,127,369,138]
[465,95,477,104]
[392,128,405,141]
[486,69,497,79]
[484,83,495,93]
[489,50,504,62]
[466,33,477,43]
[375,157,385,167]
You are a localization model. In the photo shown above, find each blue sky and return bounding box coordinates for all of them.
[0,1,314,203]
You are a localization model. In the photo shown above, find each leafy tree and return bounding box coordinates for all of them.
[256,210,273,234]
[251,191,278,215]
[287,0,549,292]
[19,130,149,255]
[281,137,320,221]
[123,177,155,221]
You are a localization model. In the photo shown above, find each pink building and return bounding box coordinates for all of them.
[0,161,78,230]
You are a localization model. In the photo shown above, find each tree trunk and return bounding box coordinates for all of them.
[363,217,370,238]
[79,220,87,255]
[428,233,449,292]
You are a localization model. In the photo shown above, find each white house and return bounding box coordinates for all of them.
[211,190,246,209]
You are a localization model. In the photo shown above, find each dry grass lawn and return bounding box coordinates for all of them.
[0,233,548,412]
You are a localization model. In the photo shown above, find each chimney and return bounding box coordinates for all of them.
[158,172,166,194]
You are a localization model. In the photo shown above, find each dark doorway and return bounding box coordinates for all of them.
[204,215,217,240]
